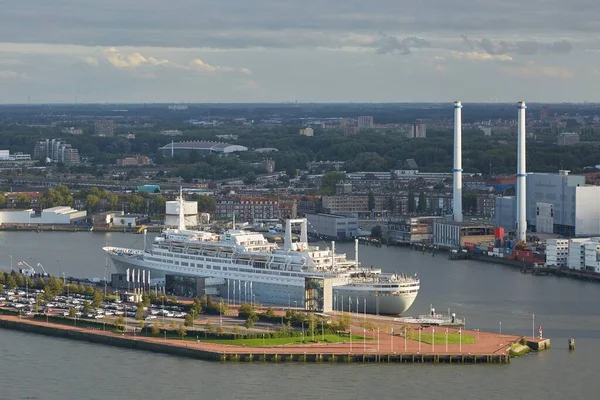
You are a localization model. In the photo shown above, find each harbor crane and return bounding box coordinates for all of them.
[17,261,36,277]
[36,263,49,276]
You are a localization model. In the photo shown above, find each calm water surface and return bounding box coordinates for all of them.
[0,231,598,399]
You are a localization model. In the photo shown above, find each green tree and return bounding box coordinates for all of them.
[141,292,151,308]
[371,225,382,239]
[238,303,255,319]
[13,273,24,288]
[15,193,31,208]
[0,285,4,295]
[184,313,194,327]
[151,323,161,336]
[264,307,276,318]
[135,303,145,320]
[85,194,101,213]
[244,314,258,329]
[336,313,352,331]
[194,195,216,213]
[68,307,76,318]
[106,194,120,210]
[82,301,92,315]
[85,285,95,297]
[0,192,5,208]
[367,190,375,211]
[92,289,104,308]
[177,325,187,340]
[115,315,125,331]
[138,320,146,332]
[318,171,345,195]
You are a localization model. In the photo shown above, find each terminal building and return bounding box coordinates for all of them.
[495,170,600,237]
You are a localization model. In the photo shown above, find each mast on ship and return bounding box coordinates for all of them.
[178,186,186,231]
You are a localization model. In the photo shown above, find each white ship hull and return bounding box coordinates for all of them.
[106,249,419,315]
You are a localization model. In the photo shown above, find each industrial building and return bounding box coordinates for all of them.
[388,216,443,244]
[545,237,600,272]
[306,213,358,240]
[433,221,495,249]
[496,170,600,237]
[0,207,87,226]
[557,132,580,146]
[159,141,248,156]
[165,200,198,227]
[299,128,314,137]
[0,150,31,161]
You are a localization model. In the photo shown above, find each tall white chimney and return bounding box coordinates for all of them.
[517,101,527,242]
[453,101,463,223]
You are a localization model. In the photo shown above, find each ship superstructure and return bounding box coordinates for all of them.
[104,190,419,314]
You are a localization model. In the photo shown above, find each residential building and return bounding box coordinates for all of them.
[357,116,374,130]
[297,196,321,216]
[476,194,496,218]
[263,158,275,173]
[117,156,150,166]
[306,213,358,240]
[95,120,116,137]
[408,120,426,138]
[388,216,444,244]
[62,127,83,135]
[299,127,314,137]
[557,132,580,146]
[33,139,79,165]
[160,130,182,136]
[278,199,298,220]
[322,195,368,214]
[215,197,279,222]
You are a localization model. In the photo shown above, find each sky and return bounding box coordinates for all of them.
[0,0,599,103]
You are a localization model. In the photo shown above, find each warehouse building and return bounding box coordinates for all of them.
[433,221,495,249]
[306,213,358,240]
[0,207,87,226]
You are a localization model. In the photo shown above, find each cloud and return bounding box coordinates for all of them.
[94,48,251,75]
[190,58,251,74]
[102,48,170,69]
[451,51,513,62]
[0,70,19,79]
[375,34,431,55]
[461,36,573,56]
[84,56,98,66]
[499,62,574,78]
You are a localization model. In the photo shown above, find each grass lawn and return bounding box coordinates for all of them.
[195,334,369,347]
[408,332,475,345]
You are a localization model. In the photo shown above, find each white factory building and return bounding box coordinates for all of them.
[0,207,87,226]
[495,170,600,237]
[165,200,198,228]
[546,237,600,273]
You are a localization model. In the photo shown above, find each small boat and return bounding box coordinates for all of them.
[568,338,575,351]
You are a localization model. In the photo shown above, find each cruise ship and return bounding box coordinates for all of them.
[103,194,419,315]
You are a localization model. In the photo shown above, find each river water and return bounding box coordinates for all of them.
[0,231,598,399]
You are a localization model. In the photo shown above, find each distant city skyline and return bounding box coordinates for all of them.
[0,0,599,103]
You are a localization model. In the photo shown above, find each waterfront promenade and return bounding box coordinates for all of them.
[0,313,520,364]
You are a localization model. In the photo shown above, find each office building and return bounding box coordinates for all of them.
[388,216,443,244]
